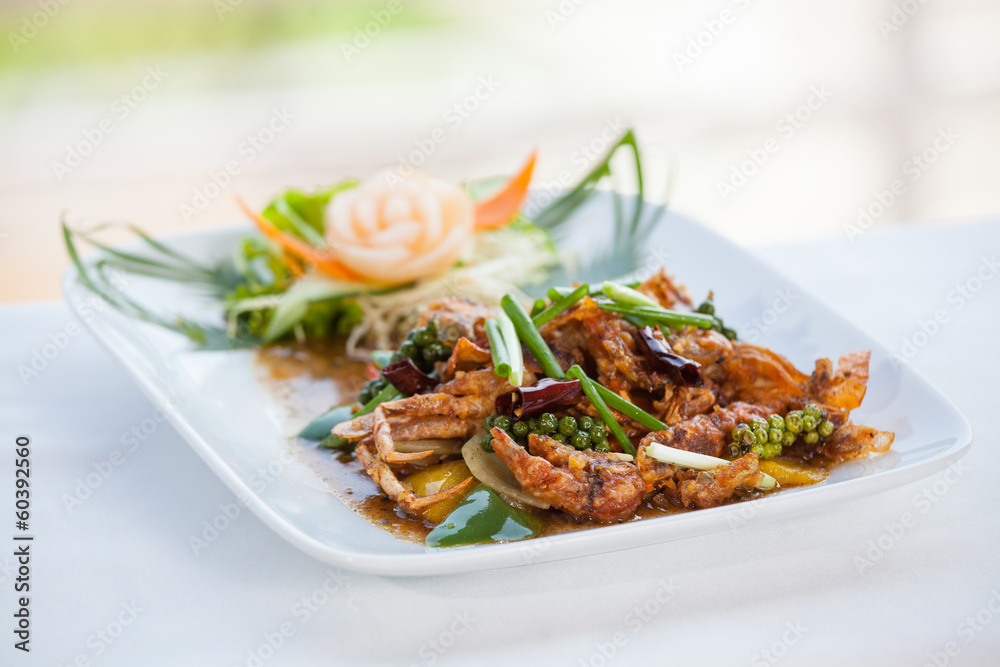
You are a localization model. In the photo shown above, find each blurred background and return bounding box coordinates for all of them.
[2,0,998,302]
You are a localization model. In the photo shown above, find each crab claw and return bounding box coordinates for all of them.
[372,405,436,465]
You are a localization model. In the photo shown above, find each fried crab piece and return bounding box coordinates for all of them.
[639,402,770,458]
[636,447,765,510]
[440,337,492,379]
[489,429,645,523]
[637,269,693,310]
[720,343,873,418]
[334,369,525,465]
[806,351,870,412]
[335,368,514,432]
[355,439,475,514]
[654,385,718,425]
[542,297,660,393]
[666,326,734,384]
[815,422,894,462]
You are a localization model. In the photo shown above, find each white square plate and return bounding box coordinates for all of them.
[63,201,972,576]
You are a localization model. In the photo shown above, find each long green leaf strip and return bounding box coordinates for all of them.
[565,365,635,456]
[501,295,564,380]
[485,319,513,378]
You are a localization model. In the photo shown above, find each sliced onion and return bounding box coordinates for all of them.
[461,434,550,509]
[394,438,464,456]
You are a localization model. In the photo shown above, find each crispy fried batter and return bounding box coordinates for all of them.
[637,269,693,310]
[667,327,733,384]
[638,451,764,510]
[490,429,645,523]
[819,422,894,461]
[334,369,519,444]
[806,351,870,412]
[442,337,492,379]
[655,385,717,425]
[720,343,874,421]
[720,342,810,411]
[639,402,770,457]
[543,297,659,393]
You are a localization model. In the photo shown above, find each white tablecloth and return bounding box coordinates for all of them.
[2,219,997,666]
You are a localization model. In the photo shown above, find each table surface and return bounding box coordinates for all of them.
[1,219,997,667]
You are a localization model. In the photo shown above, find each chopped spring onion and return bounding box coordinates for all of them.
[501,294,564,380]
[598,303,717,329]
[497,310,523,387]
[601,281,661,309]
[485,319,512,378]
[592,383,667,432]
[532,283,589,328]
[548,285,606,300]
[565,365,635,456]
[644,442,777,490]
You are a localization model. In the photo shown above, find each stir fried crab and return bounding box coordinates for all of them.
[330,270,895,529]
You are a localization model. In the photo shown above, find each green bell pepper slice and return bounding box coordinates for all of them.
[425,484,543,548]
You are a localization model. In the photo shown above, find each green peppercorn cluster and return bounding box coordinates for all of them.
[729,404,835,460]
[357,320,452,404]
[481,414,610,453]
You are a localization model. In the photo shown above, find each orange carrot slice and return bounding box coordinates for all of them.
[474,150,537,230]
[282,251,305,278]
[235,197,360,281]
